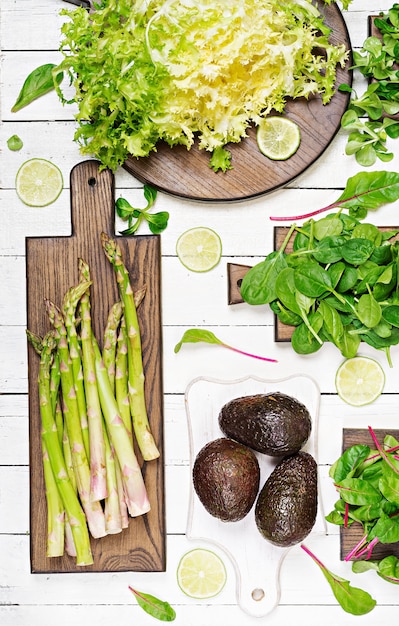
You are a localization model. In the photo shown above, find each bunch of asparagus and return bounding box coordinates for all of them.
[28,233,159,566]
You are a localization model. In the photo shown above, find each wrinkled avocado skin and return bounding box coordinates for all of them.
[193,438,260,522]
[218,392,311,456]
[255,451,317,547]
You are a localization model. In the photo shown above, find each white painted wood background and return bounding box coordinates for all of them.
[1,1,399,624]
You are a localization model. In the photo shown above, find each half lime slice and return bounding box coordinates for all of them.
[177,548,227,599]
[16,158,63,207]
[335,356,385,407]
[176,227,222,272]
[257,116,301,160]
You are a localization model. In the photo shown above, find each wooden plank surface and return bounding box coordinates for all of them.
[123,3,352,202]
[340,428,399,561]
[26,160,165,573]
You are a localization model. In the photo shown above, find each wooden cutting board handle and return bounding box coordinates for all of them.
[27,160,165,573]
[70,160,116,238]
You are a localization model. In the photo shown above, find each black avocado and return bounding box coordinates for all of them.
[255,451,318,547]
[218,392,311,456]
[193,437,260,522]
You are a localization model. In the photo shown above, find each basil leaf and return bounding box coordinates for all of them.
[11,64,63,112]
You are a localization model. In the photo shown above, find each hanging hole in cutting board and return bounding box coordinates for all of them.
[252,588,265,602]
[88,176,97,187]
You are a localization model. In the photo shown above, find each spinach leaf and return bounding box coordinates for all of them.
[275,267,301,315]
[356,292,382,328]
[240,250,287,305]
[294,263,332,298]
[291,314,323,354]
[382,304,399,327]
[270,300,302,326]
[241,224,295,305]
[312,235,345,264]
[341,238,375,265]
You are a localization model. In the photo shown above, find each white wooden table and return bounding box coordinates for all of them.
[1,1,399,624]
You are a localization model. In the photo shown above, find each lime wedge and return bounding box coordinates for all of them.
[176,227,222,272]
[257,116,301,160]
[16,158,63,207]
[335,356,385,407]
[177,548,227,599]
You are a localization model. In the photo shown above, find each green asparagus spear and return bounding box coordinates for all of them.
[45,299,107,539]
[103,300,123,394]
[101,233,159,461]
[103,425,123,534]
[115,316,132,438]
[42,439,65,558]
[93,337,150,517]
[78,259,108,502]
[38,332,93,565]
[63,281,91,459]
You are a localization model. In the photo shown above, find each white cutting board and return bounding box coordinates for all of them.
[184,374,326,617]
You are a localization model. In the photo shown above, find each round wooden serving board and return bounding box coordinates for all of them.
[123,3,352,202]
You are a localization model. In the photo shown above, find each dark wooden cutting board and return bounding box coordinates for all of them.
[26,160,165,573]
[123,2,352,201]
[340,429,399,561]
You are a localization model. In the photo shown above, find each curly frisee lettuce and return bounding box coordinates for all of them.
[56,0,349,171]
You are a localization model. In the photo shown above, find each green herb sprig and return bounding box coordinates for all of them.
[340,3,399,166]
[116,185,169,235]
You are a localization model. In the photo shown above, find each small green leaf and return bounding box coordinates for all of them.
[129,586,176,621]
[209,146,232,173]
[146,211,169,234]
[301,544,376,616]
[7,134,23,151]
[143,184,157,207]
[174,329,222,353]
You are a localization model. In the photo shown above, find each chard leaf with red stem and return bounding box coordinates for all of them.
[270,171,399,221]
[129,586,176,621]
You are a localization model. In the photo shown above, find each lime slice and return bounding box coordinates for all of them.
[176,227,222,272]
[335,356,385,407]
[177,548,227,599]
[16,158,63,207]
[257,116,301,160]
